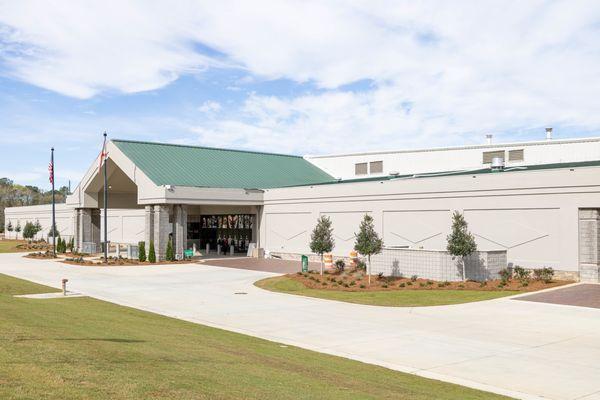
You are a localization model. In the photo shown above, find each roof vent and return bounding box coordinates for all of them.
[389,171,400,176]
[491,157,505,172]
[486,134,493,145]
[546,127,553,140]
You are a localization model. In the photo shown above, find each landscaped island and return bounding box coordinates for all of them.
[255,267,571,307]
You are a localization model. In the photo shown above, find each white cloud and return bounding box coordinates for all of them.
[1,0,600,150]
[198,100,222,113]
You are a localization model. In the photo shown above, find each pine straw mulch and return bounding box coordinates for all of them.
[291,269,572,292]
[60,257,195,267]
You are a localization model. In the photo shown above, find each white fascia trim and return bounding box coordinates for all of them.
[304,136,600,159]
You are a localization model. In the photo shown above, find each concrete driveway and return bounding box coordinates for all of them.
[1,253,599,400]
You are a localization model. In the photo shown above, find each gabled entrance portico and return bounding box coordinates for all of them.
[67,140,265,260]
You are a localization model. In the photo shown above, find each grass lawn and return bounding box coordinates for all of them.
[0,240,27,253]
[0,274,509,400]
[256,276,518,307]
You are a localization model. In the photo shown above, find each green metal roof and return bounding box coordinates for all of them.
[112,139,335,189]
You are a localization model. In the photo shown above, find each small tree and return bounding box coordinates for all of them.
[15,222,21,239]
[446,211,477,281]
[148,240,156,263]
[165,237,174,261]
[354,214,383,285]
[138,241,147,262]
[48,224,59,239]
[23,222,37,240]
[309,216,335,275]
[7,221,13,234]
[34,220,42,239]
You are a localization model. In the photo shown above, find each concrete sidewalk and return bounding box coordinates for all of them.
[1,253,599,400]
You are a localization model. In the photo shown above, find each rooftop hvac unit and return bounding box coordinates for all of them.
[491,157,505,172]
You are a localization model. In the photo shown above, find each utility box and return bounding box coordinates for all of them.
[127,244,139,260]
[301,255,309,273]
[82,242,97,254]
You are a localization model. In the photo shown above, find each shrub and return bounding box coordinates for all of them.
[426,280,434,286]
[458,284,465,288]
[321,282,327,286]
[513,266,531,284]
[356,259,367,271]
[334,259,345,272]
[359,284,366,289]
[419,282,426,287]
[479,281,487,288]
[498,268,512,284]
[138,241,147,262]
[148,241,156,263]
[533,267,554,283]
[410,275,418,282]
[377,272,384,280]
[23,222,38,240]
[343,283,349,288]
[399,282,406,288]
[406,281,413,286]
[437,283,445,288]
[349,281,356,286]
[165,237,175,261]
[382,284,388,288]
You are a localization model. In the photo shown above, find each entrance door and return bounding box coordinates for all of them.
[189,214,253,254]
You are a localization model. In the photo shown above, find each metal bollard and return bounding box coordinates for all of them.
[230,246,235,256]
[61,278,68,296]
[205,243,210,255]
[217,244,221,255]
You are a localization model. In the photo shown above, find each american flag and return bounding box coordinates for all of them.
[98,133,108,169]
[48,158,54,185]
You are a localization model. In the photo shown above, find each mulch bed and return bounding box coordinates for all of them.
[18,242,53,251]
[291,269,572,292]
[61,257,194,266]
[25,251,58,259]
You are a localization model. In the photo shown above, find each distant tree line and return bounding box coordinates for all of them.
[0,178,69,233]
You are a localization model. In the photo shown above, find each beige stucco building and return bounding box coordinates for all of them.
[5,134,600,282]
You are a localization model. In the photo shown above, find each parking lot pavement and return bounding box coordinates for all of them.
[1,252,600,400]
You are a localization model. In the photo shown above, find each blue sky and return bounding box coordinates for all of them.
[1,0,599,189]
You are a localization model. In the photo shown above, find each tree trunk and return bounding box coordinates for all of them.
[368,255,371,285]
[320,254,323,275]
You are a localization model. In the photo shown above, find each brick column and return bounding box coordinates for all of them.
[144,205,154,250]
[578,209,600,282]
[173,205,188,259]
[76,208,101,253]
[153,205,171,260]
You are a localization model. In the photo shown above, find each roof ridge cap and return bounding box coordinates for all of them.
[112,138,303,158]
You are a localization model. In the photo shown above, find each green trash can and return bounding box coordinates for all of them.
[301,255,309,273]
[184,249,194,259]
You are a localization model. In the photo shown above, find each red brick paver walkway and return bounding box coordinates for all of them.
[515,284,600,309]
[199,257,320,274]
